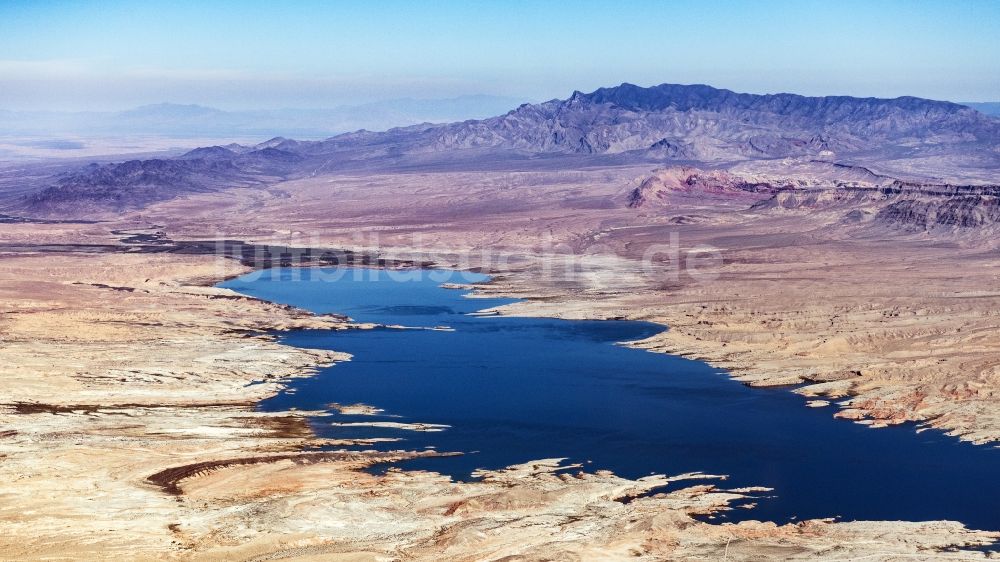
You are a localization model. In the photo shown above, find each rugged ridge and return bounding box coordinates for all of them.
[20,142,303,214]
[314,82,1000,161]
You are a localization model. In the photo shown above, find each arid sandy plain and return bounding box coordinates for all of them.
[3,164,1000,559]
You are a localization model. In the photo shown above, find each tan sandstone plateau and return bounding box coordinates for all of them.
[2,164,1000,560]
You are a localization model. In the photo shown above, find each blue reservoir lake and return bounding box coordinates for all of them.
[221,267,1000,530]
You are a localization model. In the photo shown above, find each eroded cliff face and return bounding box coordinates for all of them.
[775,187,1000,232]
[626,167,793,208]
[625,163,1000,233]
[876,194,1000,229]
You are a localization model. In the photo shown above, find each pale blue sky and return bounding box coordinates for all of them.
[1,0,998,110]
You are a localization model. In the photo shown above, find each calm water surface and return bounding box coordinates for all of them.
[220,268,1000,530]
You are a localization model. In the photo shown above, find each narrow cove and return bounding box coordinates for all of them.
[220,267,1000,530]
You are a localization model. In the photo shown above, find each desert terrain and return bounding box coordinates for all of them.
[2,159,1000,559]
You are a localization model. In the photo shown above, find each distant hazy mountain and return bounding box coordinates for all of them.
[0,95,528,138]
[964,102,1000,117]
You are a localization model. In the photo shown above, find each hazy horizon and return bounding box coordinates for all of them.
[1,92,999,116]
[0,94,532,115]
[1,0,998,111]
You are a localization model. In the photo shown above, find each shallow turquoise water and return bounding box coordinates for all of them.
[220,267,1000,530]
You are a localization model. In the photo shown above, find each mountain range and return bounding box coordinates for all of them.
[314,83,999,163]
[8,82,1000,216]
